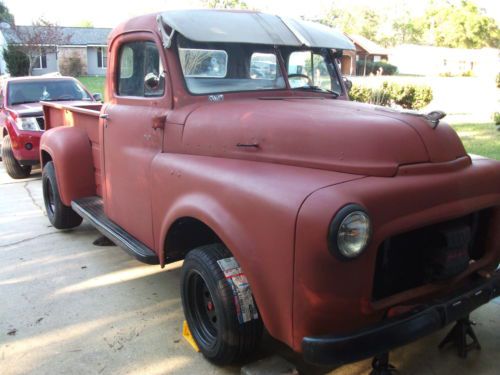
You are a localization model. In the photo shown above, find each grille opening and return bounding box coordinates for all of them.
[372,209,490,301]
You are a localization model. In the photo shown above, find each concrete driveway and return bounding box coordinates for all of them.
[1,162,499,375]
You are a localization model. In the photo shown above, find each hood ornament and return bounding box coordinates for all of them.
[374,106,446,129]
[424,110,446,129]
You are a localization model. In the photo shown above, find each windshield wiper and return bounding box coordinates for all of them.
[44,98,88,102]
[293,85,339,98]
[9,100,38,105]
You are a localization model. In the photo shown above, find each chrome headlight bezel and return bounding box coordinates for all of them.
[15,117,42,131]
[328,204,371,260]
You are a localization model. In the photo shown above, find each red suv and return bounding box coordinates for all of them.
[0,76,99,179]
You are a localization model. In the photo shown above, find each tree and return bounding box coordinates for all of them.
[321,7,383,43]
[424,1,499,48]
[77,20,94,27]
[14,18,72,75]
[3,45,29,76]
[203,0,248,9]
[0,0,14,25]
[321,0,499,49]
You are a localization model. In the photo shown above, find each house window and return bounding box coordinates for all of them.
[97,47,107,69]
[33,48,47,69]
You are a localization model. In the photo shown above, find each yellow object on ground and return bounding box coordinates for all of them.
[183,320,200,352]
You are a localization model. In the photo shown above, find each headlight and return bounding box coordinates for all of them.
[15,117,41,131]
[328,204,371,260]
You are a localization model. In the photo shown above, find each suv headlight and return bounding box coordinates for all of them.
[328,204,371,260]
[15,117,41,131]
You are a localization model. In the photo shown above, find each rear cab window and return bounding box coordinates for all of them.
[177,35,285,95]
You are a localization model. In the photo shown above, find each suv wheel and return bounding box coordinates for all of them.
[1,135,31,179]
[42,161,82,229]
[181,244,263,365]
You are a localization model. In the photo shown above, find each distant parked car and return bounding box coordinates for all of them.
[0,76,100,179]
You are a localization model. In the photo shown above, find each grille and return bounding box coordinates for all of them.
[372,209,490,301]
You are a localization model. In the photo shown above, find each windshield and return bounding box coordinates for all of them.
[284,48,342,94]
[7,79,92,106]
[176,35,342,96]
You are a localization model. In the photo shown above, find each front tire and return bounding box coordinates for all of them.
[181,244,263,365]
[1,135,31,179]
[42,161,82,229]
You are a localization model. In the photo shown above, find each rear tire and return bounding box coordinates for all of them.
[1,135,31,179]
[181,244,263,365]
[42,161,82,229]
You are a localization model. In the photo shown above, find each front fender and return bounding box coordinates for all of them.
[40,127,95,206]
[150,152,360,349]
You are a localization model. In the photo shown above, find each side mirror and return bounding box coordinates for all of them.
[93,93,102,102]
[144,72,160,90]
[343,76,353,92]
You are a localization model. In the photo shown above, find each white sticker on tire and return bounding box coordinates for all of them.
[217,257,259,324]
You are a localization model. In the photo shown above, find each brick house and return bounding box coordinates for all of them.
[0,25,111,76]
[340,34,389,76]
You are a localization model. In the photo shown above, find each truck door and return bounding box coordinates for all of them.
[102,36,169,249]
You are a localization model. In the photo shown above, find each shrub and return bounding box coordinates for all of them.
[356,60,398,76]
[348,84,372,103]
[389,83,433,110]
[349,82,433,110]
[60,54,83,77]
[3,45,29,76]
[496,73,500,88]
[493,112,500,125]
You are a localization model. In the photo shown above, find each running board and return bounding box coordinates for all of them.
[72,196,159,265]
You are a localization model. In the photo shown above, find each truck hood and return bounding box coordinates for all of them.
[181,98,467,177]
[9,100,95,118]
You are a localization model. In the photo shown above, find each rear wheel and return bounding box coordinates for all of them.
[1,135,31,179]
[42,161,82,229]
[181,244,263,365]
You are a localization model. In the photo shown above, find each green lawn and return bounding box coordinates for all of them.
[451,123,500,160]
[77,76,105,97]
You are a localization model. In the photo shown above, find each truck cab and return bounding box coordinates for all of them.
[40,10,500,369]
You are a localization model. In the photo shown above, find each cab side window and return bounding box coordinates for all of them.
[117,41,165,97]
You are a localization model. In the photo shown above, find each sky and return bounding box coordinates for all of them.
[3,0,499,28]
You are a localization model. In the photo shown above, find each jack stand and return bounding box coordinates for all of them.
[438,316,481,358]
[370,352,398,375]
[92,235,116,247]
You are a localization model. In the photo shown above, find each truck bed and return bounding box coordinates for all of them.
[42,101,103,197]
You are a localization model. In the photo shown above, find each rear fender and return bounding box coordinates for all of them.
[40,127,95,206]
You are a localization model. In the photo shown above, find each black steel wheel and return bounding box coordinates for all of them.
[181,244,263,365]
[42,161,82,229]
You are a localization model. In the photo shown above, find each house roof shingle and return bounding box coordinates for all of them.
[2,25,111,46]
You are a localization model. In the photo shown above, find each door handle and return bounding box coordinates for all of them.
[99,113,109,120]
[152,115,166,130]
[237,142,260,148]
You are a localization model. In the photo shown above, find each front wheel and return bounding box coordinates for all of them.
[1,135,31,179]
[180,244,263,365]
[42,161,82,229]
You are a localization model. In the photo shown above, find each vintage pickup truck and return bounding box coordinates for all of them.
[40,10,500,370]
